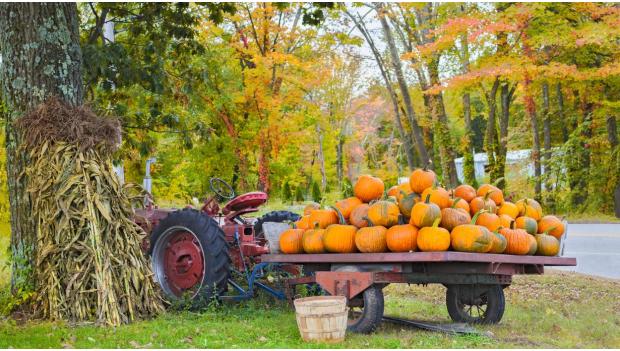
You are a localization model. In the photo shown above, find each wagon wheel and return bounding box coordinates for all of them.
[347,285,384,334]
[445,284,505,324]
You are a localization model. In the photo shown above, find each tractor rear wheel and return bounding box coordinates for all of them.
[254,210,301,240]
[149,208,230,307]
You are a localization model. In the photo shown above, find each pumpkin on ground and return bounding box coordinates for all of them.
[303,202,321,216]
[477,183,504,206]
[475,211,501,232]
[535,233,560,256]
[354,175,385,202]
[309,209,339,229]
[410,195,442,228]
[334,197,363,220]
[440,198,471,231]
[498,222,530,255]
[516,198,543,220]
[498,214,513,229]
[450,212,494,253]
[469,193,497,216]
[350,203,370,228]
[526,234,538,255]
[397,191,420,217]
[421,186,451,209]
[368,200,400,227]
[417,218,451,252]
[537,215,565,239]
[279,228,305,254]
[453,184,477,202]
[302,227,326,254]
[489,232,508,254]
[386,224,418,252]
[498,201,519,219]
[515,216,538,235]
[355,226,388,253]
[323,224,357,253]
[295,215,311,229]
[387,186,399,197]
[409,167,436,193]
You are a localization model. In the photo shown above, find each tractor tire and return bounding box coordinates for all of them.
[254,210,301,237]
[149,208,230,307]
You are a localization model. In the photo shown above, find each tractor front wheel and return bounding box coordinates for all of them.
[149,209,230,307]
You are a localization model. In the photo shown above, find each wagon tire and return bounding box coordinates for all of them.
[149,208,230,308]
[347,285,384,334]
[446,284,505,324]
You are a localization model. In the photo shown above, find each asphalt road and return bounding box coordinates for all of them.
[553,223,620,279]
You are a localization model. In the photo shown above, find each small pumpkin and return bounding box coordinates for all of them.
[515,216,538,235]
[516,198,543,220]
[450,211,494,253]
[387,186,399,197]
[453,184,477,202]
[421,186,451,209]
[295,215,311,230]
[475,211,501,232]
[440,198,471,231]
[498,214,513,229]
[498,221,530,255]
[394,183,413,202]
[367,200,400,227]
[309,209,339,229]
[397,191,420,217]
[469,192,497,216]
[537,215,565,239]
[417,218,451,252]
[334,197,363,220]
[350,203,370,228]
[279,228,305,254]
[477,183,504,206]
[323,225,357,253]
[303,202,321,216]
[489,232,508,254]
[386,224,418,252]
[354,175,385,202]
[498,201,519,219]
[526,234,538,255]
[452,197,470,213]
[302,227,326,254]
[535,233,560,256]
[355,225,388,253]
[409,166,436,193]
[410,194,442,228]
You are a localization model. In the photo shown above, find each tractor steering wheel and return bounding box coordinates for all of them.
[209,177,235,200]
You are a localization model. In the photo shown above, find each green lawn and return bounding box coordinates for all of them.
[0,270,618,348]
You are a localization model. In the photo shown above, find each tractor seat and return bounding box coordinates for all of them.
[222,191,268,215]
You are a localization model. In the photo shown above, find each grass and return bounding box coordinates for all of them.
[0,270,618,348]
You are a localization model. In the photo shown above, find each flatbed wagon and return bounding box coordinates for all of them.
[262,252,576,333]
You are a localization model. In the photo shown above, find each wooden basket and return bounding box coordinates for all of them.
[294,296,348,343]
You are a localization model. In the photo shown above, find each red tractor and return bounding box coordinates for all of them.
[135,177,300,304]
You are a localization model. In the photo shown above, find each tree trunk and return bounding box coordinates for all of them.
[316,124,327,192]
[497,82,515,190]
[557,83,568,143]
[523,72,542,200]
[0,3,83,293]
[377,3,430,167]
[541,81,554,208]
[336,132,344,188]
[606,115,620,218]
[459,32,476,186]
[483,78,500,184]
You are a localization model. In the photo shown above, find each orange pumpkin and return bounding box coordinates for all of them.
[279,228,305,254]
[535,233,560,256]
[334,197,363,220]
[452,197,470,213]
[323,224,357,253]
[516,198,543,221]
[302,227,326,254]
[295,215,311,230]
[489,232,508,254]
[417,218,451,252]
[515,216,538,235]
[354,175,385,202]
[477,183,504,206]
[469,193,497,216]
[355,226,388,253]
[309,209,339,229]
[394,183,413,201]
[386,224,418,252]
[387,186,399,197]
[367,200,400,227]
[409,167,436,193]
[526,234,538,255]
[475,211,501,232]
[537,215,565,239]
[303,202,321,216]
[498,222,530,255]
[450,212,494,253]
[498,201,519,219]
[421,186,451,209]
[349,203,370,228]
[453,184,477,202]
[498,214,513,229]
[440,198,471,231]
[410,194,442,228]
[397,191,420,217]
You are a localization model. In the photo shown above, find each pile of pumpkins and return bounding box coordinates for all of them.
[279,169,565,256]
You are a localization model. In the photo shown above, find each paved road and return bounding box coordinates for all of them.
[553,223,620,279]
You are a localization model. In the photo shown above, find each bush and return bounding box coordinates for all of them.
[282,182,292,203]
[311,180,322,203]
[341,178,353,198]
[294,186,305,202]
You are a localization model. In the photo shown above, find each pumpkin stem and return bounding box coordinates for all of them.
[431,217,441,228]
[543,226,557,235]
[509,220,516,230]
[363,216,375,227]
[331,206,346,225]
[471,209,486,224]
[291,221,297,229]
[483,190,494,201]
[398,214,405,225]
[423,160,432,171]
[492,177,505,187]
[424,194,431,204]
[451,197,462,208]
